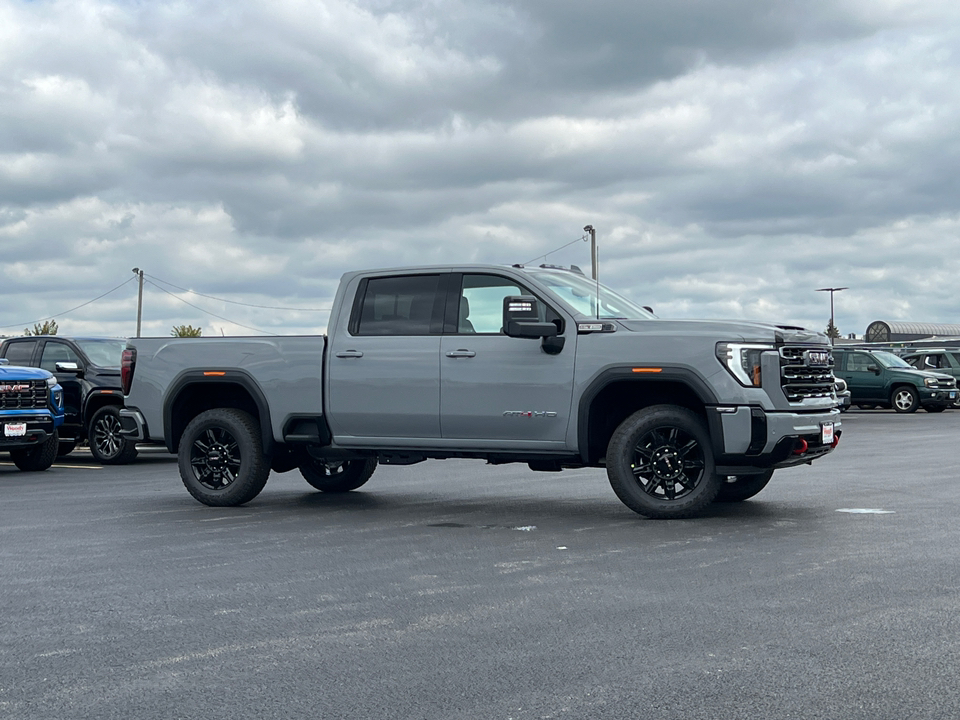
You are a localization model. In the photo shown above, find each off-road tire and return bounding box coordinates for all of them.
[11,430,59,472]
[606,405,719,519]
[178,409,270,507]
[89,406,139,464]
[891,386,920,413]
[715,469,775,503]
[300,457,378,492]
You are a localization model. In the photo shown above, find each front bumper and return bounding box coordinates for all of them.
[0,412,57,449]
[708,405,841,474]
[920,387,957,407]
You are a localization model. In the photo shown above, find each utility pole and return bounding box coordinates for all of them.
[584,225,597,279]
[132,267,144,338]
[816,287,847,345]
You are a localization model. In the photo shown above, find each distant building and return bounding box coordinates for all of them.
[864,321,960,343]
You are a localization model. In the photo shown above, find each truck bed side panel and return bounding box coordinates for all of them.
[126,336,325,444]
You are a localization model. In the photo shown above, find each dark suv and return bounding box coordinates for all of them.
[832,347,957,413]
[900,349,960,407]
[0,336,138,463]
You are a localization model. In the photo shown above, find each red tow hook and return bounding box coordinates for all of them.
[793,438,809,455]
[831,434,840,448]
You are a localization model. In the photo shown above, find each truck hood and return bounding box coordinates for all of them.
[616,319,828,345]
[889,367,954,382]
[0,365,53,381]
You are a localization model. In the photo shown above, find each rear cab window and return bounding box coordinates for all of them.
[2,341,38,366]
[351,274,445,336]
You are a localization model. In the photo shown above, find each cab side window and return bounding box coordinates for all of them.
[925,354,945,369]
[2,341,37,366]
[355,275,444,336]
[904,356,923,369]
[455,274,560,335]
[40,342,82,372]
[847,353,873,372]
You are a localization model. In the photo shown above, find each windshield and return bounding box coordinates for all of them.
[75,339,127,368]
[531,270,655,320]
[873,351,912,369]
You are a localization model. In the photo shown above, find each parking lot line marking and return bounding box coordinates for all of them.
[836,508,896,514]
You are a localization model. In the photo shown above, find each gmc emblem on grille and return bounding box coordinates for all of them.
[0,384,31,393]
[805,351,830,367]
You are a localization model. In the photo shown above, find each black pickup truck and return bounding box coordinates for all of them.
[0,336,138,463]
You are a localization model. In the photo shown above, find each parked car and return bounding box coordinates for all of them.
[0,358,64,471]
[900,349,960,408]
[832,347,957,413]
[0,336,137,463]
[834,377,851,411]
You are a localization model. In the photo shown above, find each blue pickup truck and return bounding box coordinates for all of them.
[0,358,65,471]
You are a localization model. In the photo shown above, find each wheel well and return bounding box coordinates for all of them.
[584,380,707,464]
[83,395,123,434]
[169,382,265,453]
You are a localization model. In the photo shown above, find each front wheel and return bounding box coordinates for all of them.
[178,409,270,506]
[714,469,774,502]
[300,457,378,492]
[891,386,919,413]
[11,430,59,472]
[606,405,719,519]
[89,406,139,464]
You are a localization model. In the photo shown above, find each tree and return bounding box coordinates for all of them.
[825,319,840,339]
[171,324,202,337]
[24,320,58,336]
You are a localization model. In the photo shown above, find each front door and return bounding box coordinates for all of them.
[326,273,446,441]
[439,273,575,447]
[38,340,84,433]
[839,351,886,402]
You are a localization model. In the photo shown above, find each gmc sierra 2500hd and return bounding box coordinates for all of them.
[119,264,842,518]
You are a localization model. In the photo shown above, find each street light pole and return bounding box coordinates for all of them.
[132,268,144,338]
[583,225,597,280]
[816,287,848,345]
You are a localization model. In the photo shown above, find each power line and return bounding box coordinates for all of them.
[0,276,137,330]
[144,273,332,312]
[523,233,590,266]
[144,280,273,335]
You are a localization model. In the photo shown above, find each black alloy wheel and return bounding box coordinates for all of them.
[606,405,720,519]
[89,406,138,464]
[177,409,270,506]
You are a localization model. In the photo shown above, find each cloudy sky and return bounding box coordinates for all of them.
[2,0,959,339]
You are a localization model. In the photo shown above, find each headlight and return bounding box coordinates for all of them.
[53,389,64,409]
[924,378,939,388]
[46,376,58,388]
[835,378,848,392]
[716,342,775,387]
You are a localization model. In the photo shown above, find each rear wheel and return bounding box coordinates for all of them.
[89,406,139,464]
[11,431,59,472]
[606,405,719,519]
[178,409,270,506]
[891,386,919,413]
[715,469,774,502]
[300,457,378,492]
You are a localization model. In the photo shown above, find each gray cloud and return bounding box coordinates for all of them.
[2,0,960,340]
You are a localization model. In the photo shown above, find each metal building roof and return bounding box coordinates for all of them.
[865,320,960,343]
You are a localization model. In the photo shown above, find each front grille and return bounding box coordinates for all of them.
[0,380,48,410]
[780,346,835,403]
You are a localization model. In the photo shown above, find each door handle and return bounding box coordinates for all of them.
[445,349,476,358]
[335,350,363,358]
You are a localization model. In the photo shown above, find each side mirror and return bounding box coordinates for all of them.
[55,362,82,375]
[502,296,558,339]
[867,364,880,374]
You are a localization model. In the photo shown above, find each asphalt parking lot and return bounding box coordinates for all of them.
[3,409,960,720]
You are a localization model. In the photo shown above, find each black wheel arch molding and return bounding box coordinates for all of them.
[163,369,275,456]
[576,363,720,464]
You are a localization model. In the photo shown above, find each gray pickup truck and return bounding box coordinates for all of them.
[119,264,841,518]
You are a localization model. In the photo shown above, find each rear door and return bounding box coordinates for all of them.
[326,273,447,441]
[439,273,576,446]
